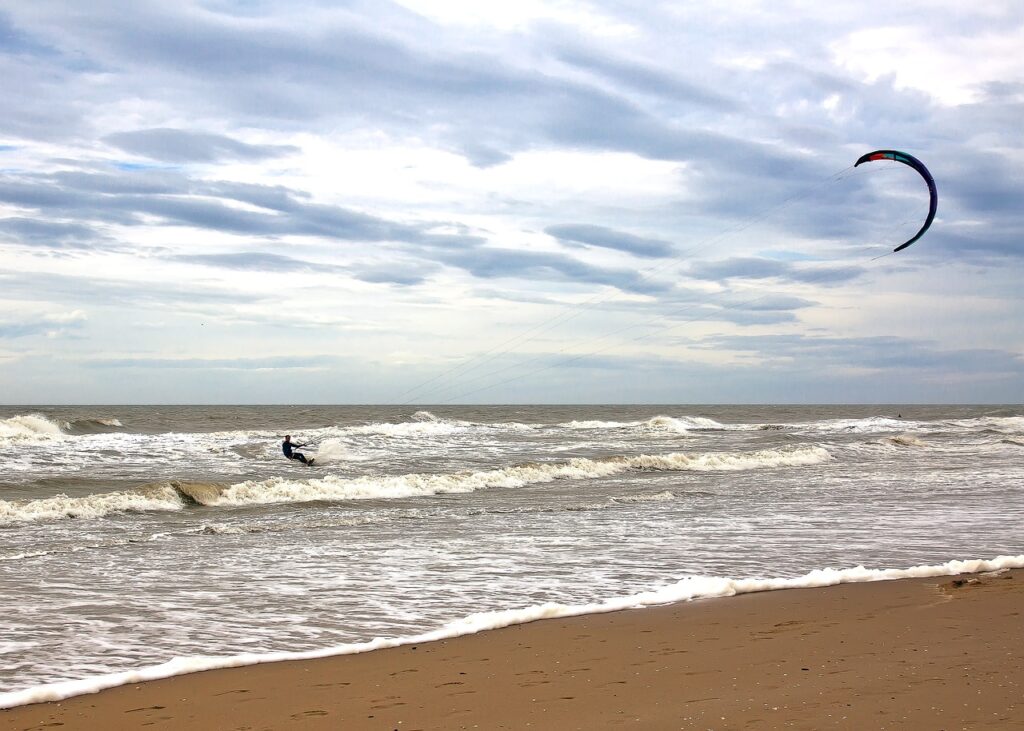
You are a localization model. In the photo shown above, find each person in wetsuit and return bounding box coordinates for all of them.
[282,435,313,465]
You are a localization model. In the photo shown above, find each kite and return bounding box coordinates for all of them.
[854,150,937,252]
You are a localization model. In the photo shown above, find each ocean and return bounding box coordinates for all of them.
[1,404,1022,706]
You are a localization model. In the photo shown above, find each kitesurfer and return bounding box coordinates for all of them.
[282,435,314,465]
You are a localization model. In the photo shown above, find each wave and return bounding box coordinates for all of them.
[341,419,468,438]
[0,414,128,442]
[887,434,926,447]
[0,414,66,442]
[560,419,636,430]
[66,417,125,434]
[950,416,1024,433]
[3,554,1020,710]
[0,447,830,524]
[610,490,677,504]
[800,416,913,433]
[215,446,830,507]
[647,415,725,431]
[559,415,727,432]
[0,481,229,526]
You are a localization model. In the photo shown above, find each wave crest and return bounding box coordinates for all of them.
[0,484,185,525]
[1,447,830,523]
[0,414,66,442]
[217,446,830,507]
[66,417,125,434]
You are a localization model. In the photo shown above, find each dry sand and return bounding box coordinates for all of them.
[3,569,1021,730]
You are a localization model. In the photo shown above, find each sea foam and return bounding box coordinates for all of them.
[2,554,1020,710]
[0,414,66,442]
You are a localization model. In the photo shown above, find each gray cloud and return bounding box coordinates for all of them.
[0,164,670,295]
[168,252,343,273]
[434,246,670,295]
[104,128,299,163]
[687,257,865,285]
[545,224,674,258]
[353,264,434,286]
[0,3,818,181]
[0,167,470,247]
[0,217,106,248]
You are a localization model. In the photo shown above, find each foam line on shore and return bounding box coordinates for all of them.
[2,554,1021,710]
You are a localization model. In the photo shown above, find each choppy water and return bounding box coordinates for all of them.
[1,404,1022,703]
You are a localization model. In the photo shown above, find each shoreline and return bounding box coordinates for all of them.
[4,568,1022,729]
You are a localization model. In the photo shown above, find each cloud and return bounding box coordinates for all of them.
[84,354,344,370]
[353,264,434,286]
[687,257,866,285]
[0,217,107,248]
[104,128,299,163]
[706,333,1024,376]
[545,223,674,258]
[0,310,87,339]
[0,271,268,309]
[168,252,343,273]
[553,43,741,112]
[433,245,670,294]
[0,166,471,247]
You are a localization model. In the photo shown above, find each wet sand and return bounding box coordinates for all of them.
[4,570,1021,730]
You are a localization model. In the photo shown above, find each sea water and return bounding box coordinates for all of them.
[1,404,1022,706]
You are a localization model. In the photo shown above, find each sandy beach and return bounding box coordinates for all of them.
[3,568,1021,730]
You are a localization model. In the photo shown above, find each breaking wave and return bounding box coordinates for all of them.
[0,414,66,442]
[560,415,727,432]
[216,446,830,507]
[801,417,913,433]
[342,419,467,438]
[0,414,127,442]
[0,484,182,525]
[0,447,829,524]
[0,481,226,526]
[646,415,725,431]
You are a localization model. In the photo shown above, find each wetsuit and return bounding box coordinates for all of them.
[282,440,309,464]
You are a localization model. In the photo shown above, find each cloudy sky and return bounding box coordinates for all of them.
[1,0,1022,404]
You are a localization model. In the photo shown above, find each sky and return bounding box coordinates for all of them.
[0,0,1022,405]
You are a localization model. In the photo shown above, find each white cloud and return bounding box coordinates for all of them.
[831,24,1024,105]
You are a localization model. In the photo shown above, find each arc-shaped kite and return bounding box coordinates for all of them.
[854,150,937,252]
